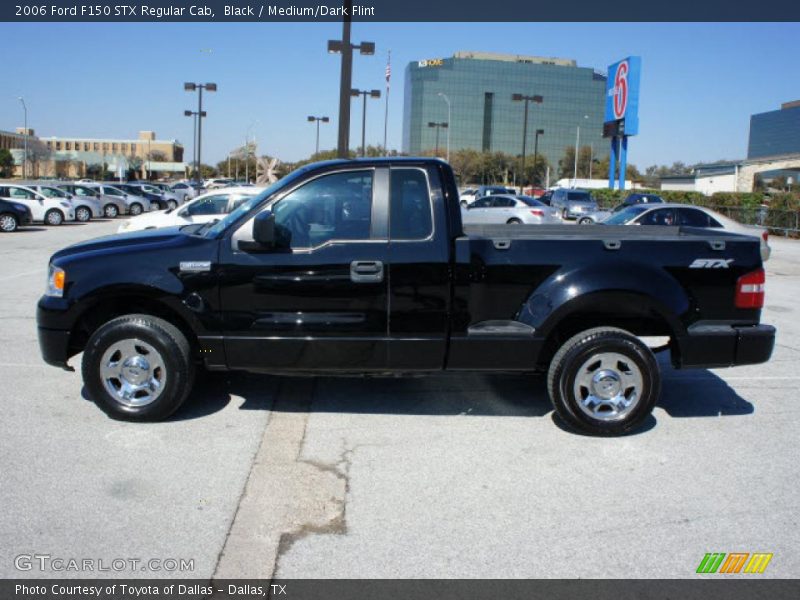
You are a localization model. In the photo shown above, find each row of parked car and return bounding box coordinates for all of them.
[0,180,206,232]
[460,188,771,261]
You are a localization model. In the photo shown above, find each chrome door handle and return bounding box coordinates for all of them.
[350,260,384,283]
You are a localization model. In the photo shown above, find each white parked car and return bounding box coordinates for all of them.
[23,183,103,222]
[204,178,234,190]
[168,182,198,202]
[0,183,75,225]
[601,203,771,261]
[117,187,264,233]
[461,194,561,225]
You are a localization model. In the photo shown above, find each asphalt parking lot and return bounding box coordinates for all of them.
[1,219,797,580]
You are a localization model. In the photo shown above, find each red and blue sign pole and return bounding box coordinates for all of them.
[604,56,641,190]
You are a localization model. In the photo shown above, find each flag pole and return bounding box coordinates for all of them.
[383,50,391,156]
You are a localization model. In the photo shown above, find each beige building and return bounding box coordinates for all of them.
[3,130,185,179]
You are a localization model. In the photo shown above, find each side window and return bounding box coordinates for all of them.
[493,197,514,208]
[639,208,675,226]
[390,169,432,240]
[10,187,35,199]
[229,195,251,211]
[186,195,230,216]
[273,170,373,249]
[678,208,715,228]
[471,198,491,208]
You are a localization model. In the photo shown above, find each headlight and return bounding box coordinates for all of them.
[46,265,66,298]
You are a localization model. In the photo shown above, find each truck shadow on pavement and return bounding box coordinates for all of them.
[166,353,754,434]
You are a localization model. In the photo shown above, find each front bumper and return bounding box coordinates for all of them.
[38,326,72,369]
[37,296,75,369]
[675,324,775,368]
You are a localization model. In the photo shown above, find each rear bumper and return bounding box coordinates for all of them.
[675,324,775,368]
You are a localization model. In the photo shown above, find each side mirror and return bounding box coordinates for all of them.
[252,210,276,246]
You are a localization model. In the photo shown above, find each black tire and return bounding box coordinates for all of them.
[547,327,660,436]
[129,203,143,216]
[104,204,119,218]
[45,209,64,226]
[0,213,18,232]
[578,217,593,225]
[82,314,195,421]
[75,206,92,222]
[167,200,178,210]
[507,218,523,224]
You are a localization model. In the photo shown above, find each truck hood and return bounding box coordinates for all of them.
[50,226,190,262]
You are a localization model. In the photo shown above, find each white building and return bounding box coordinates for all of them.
[660,163,740,194]
[553,177,640,190]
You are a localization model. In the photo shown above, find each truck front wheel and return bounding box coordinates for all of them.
[547,327,660,435]
[82,314,195,421]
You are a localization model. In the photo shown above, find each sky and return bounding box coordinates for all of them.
[2,22,799,169]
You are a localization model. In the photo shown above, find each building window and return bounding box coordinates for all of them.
[56,142,62,150]
[93,143,99,151]
[482,93,494,152]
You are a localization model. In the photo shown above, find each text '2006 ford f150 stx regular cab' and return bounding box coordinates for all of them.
[37,158,775,435]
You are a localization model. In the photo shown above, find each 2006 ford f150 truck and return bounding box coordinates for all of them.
[37,158,775,435]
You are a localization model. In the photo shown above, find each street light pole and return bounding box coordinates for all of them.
[184,109,206,181]
[328,2,375,158]
[427,122,448,157]
[573,114,588,185]
[18,97,27,179]
[512,93,543,188]
[307,116,330,155]
[533,129,544,187]
[351,89,381,157]
[437,93,451,162]
[184,82,217,182]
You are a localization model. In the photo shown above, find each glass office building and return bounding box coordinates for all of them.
[402,51,608,173]
[747,101,800,159]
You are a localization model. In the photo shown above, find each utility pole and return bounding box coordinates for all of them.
[18,97,27,179]
[512,93,543,187]
[352,89,381,157]
[184,82,217,181]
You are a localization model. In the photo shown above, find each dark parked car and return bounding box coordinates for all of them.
[0,198,33,232]
[37,158,774,435]
[578,193,666,224]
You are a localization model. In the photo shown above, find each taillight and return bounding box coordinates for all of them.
[530,209,544,217]
[761,230,769,243]
[735,268,765,309]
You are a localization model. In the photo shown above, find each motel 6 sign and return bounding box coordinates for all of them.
[604,56,641,136]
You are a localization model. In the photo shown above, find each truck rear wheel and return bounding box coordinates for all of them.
[82,314,195,421]
[547,327,660,435]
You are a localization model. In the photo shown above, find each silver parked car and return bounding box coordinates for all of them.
[56,183,126,218]
[121,182,180,210]
[461,194,561,225]
[549,188,599,220]
[24,182,103,222]
[84,183,152,216]
[601,203,771,261]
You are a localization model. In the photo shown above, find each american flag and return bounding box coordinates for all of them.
[385,52,391,88]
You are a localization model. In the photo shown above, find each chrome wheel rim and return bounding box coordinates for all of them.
[77,208,90,221]
[130,204,142,215]
[0,215,16,231]
[46,211,62,225]
[168,201,177,210]
[573,352,643,421]
[105,205,118,218]
[100,339,167,407]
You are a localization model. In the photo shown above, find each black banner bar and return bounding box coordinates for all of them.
[3,0,800,22]
[3,579,800,600]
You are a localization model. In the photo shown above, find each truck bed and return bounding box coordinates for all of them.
[462,223,752,242]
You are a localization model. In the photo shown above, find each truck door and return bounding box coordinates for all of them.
[218,167,390,371]
[386,166,450,370]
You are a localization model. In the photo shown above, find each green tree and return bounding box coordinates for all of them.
[0,148,14,177]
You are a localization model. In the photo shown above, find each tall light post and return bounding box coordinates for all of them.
[427,122,448,157]
[573,114,588,185]
[351,89,381,157]
[184,82,217,182]
[437,92,451,162]
[328,2,375,158]
[184,109,206,181]
[18,97,27,179]
[533,129,544,187]
[307,116,330,155]
[512,93,543,187]
[245,119,259,183]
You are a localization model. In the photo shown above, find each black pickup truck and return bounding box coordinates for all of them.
[37,158,775,435]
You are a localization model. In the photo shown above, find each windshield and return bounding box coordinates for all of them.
[39,186,69,198]
[603,205,649,224]
[567,191,593,202]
